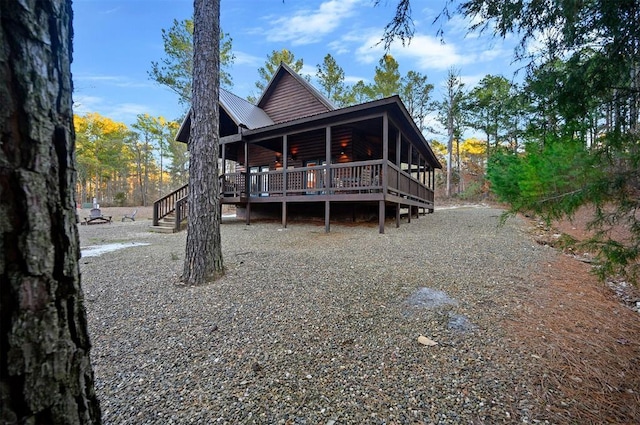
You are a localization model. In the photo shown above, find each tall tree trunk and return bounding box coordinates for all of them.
[485,130,491,161]
[136,150,144,206]
[0,1,102,423]
[183,0,224,284]
[446,128,453,197]
[143,141,150,207]
[455,137,462,194]
[159,148,164,195]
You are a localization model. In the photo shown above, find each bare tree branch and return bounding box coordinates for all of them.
[376,0,414,50]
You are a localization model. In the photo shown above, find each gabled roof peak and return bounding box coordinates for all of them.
[257,62,335,111]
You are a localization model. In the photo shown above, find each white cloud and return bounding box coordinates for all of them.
[100,7,120,15]
[327,29,378,57]
[327,40,351,55]
[75,74,120,83]
[399,35,471,70]
[264,0,363,46]
[352,32,387,64]
[72,95,104,115]
[459,73,485,88]
[233,51,263,66]
[444,14,486,39]
[72,94,156,125]
[349,25,521,79]
[344,75,367,84]
[74,73,152,89]
[299,64,317,80]
[354,32,471,71]
[476,47,508,62]
[108,103,152,123]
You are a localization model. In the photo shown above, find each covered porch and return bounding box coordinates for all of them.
[219,106,439,233]
[158,94,442,234]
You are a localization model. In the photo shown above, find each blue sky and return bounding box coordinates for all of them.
[72,0,519,139]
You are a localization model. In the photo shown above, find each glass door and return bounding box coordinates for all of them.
[305,160,326,194]
[250,165,270,196]
[259,165,269,196]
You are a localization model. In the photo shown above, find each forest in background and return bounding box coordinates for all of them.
[74,112,187,207]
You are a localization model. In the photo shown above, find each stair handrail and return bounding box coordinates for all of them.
[153,183,188,226]
[174,195,188,232]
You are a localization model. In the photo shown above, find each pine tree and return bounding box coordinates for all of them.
[1,0,102,421]
[183,0,224,285]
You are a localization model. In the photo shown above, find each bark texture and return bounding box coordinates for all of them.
[0,1,102,423]
[183,0,224,284]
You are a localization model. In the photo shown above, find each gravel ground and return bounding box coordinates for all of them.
[79,205,558,424]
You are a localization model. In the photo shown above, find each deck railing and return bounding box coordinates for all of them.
[220,159,434,206]
[387,162,434,205]
[154,160,434,230]
[174,195,188,232]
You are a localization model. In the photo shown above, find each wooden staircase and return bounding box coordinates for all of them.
[149,212,186,233]
[151,184,188,233]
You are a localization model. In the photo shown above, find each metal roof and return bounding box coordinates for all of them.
[220,88,273,129]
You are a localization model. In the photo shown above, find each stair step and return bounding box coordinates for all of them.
[149,224,176,234]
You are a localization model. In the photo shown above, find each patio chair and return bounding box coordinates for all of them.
[83,208,112,225]
[122,209,137,222]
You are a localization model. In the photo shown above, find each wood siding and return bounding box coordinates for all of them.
[261,73,331,123]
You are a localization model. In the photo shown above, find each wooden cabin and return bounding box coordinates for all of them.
[154,63,442,233]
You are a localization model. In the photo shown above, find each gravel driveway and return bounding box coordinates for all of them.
[79,205,557,424]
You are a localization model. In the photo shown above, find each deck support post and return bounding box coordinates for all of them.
[325,126,331,186]
[244,140,250,225]
[325,201,330,233]
[408,206,411,223]
[408,144,412,204]
[221,145,226,199]
[378,200,385,234]
[282,201,287,228]
[282,134,288,198]
[396,203,400,228]
[325,126,331,234]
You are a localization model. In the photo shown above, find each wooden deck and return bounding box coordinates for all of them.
[221,159,435,233]
[153,160,435,234]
